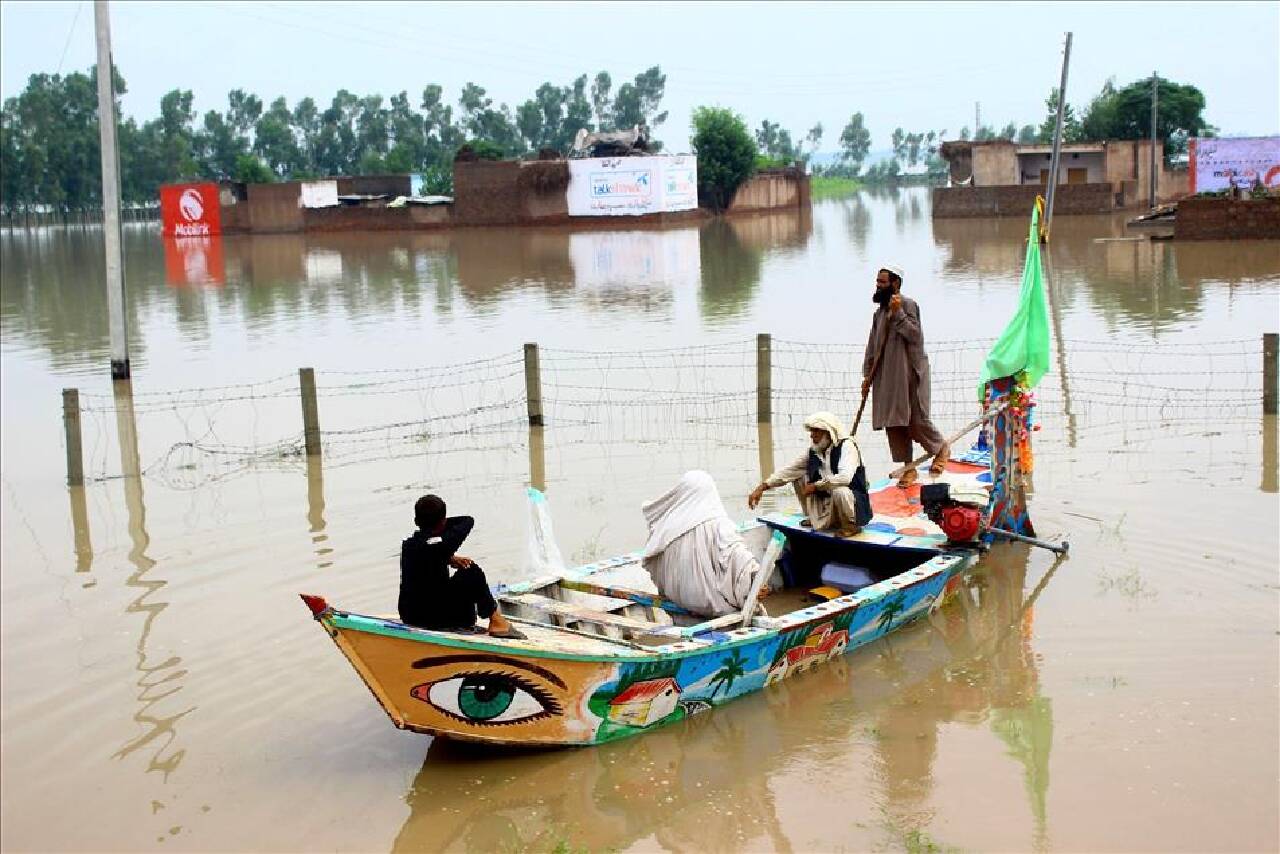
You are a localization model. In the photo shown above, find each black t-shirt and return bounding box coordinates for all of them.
[398,516,474,626]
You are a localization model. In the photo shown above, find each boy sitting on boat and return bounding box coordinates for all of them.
[399,495,525,639]
[747,411,872,538]
[641,470,770,618]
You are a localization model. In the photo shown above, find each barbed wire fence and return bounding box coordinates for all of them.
[65,334,1272,491]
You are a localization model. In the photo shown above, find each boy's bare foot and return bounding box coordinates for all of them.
[897,468,919,489]
[487,613,527,640]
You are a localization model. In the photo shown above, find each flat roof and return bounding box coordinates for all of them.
[1015,144,1106,154]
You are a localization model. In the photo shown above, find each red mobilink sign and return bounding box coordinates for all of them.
[160,182,222,237]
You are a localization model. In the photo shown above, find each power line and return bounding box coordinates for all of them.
[55,1,85,75]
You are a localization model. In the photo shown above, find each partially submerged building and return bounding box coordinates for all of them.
[933,139,1189,217]
[159,156,809,237]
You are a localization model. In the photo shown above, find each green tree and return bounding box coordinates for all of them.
[691,106,756,212]
[233,153,273,183]
[1017,124,1038,144]
[1079,75,1210,159]
[838,112,872,174]
[1037,89,1082,143]
[755,118,797,164]
[611,66,668,141]
[459,82,522,156]
[254,96,302,177]
[590,71,612,131]
[291,96,321,175]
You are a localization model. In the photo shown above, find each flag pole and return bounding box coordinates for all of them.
[1041,31,1072,243]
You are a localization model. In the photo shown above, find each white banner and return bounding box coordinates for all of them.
[566,156,699,216]
[1190,136,1280,193]
[299,180,339,208]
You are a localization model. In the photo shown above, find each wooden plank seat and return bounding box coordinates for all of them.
[555,578,700,617]
[499,592,662,639]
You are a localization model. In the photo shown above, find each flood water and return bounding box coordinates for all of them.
[2,188,1277,852]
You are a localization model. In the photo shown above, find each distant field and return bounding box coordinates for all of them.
[810,176,863,199]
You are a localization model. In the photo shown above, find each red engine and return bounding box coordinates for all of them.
[921,483,987,544]
[939,505,983,542]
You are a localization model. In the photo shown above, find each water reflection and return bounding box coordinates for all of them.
[932,215,1279,332]
[391,545,1057,852]
[68,484,94,575]
[1263,414,1278,494]
[305,454,332,569]
[1,213,816,370]
[109,380,194,784]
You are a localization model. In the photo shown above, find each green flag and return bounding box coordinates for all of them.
[978,200,1051,398]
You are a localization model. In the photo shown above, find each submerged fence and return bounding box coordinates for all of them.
[62,333,1277,490]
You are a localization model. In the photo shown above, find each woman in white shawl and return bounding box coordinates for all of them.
[641,470,765,618]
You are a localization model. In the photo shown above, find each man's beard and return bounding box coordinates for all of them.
[872,287,892,305]
[811,437,831,453]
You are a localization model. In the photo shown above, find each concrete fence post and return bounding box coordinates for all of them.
[299,367,322,457]
[524,343,544,427]
[62,388,84,486]
[1265,333,1278,415]
[756,333,772,423]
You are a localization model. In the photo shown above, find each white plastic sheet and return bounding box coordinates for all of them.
[523,487,567,578]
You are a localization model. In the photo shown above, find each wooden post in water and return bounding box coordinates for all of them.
[756,333,772,423]
[62,388,84,486]
[524,343,544,427]
[528,424,546,493]
[1264,333,1278,415]
[299,367,322,457]
[94,0,130,379]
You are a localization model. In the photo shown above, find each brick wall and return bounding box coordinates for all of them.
[728,168,805,213]
[335,175,412,197]
[452,160,522,225]
[303,204,451,232]
[1174,197,1280,240]
[245,182,304,232]
[932,183,1114,218]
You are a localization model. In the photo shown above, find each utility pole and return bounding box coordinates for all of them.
[1041,31,1073,242]
[94,0,129,379]
[1149,71,1159,209]
[975,102,981,139]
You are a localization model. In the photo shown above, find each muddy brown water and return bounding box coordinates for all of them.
[2,188,1277,852]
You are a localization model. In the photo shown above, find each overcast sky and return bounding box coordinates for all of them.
[2,1,1277,152]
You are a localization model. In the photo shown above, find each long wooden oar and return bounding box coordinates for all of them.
[888,400,1010,479]
[852,310,894,434]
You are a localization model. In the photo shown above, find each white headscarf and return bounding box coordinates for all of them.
[803,411,848,446]
[641,470,730,558]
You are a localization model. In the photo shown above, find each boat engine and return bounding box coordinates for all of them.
[921,482,987,544]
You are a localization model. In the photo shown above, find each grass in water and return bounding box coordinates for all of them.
[811,175,863,199]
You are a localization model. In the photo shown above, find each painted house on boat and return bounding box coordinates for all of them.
[607,677,682,727]
[933,139,1190,217]
[765,623,849,685]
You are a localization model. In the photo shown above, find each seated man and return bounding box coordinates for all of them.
[747,411,872,538]
[641,470,768,618]
[399,494,525,639]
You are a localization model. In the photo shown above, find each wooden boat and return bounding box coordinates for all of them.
[299,420,1027,747]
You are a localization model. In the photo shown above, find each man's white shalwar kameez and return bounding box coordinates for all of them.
[763,412,864,532]
[641,471,762,618]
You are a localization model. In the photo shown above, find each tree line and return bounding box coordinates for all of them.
[0,65,670,214]
[817,74,1210,184]
[1,63,1211,215]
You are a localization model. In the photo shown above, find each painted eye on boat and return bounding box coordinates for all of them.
[412,673,556,725]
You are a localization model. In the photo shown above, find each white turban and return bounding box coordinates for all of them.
[803,411,848,444]
[879,263,904,281]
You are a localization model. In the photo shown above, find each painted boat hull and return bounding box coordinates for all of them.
[303,546,979,747]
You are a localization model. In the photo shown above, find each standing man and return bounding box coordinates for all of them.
[860,264,949,488]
